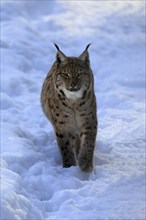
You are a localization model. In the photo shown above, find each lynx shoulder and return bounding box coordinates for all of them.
[41,44,97,172]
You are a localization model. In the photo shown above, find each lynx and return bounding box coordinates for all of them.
[41,44,97,172]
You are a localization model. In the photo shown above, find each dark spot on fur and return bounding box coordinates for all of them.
[59,90,65,97]
[56,132,64,139]
[66,141,69,146]
[80,113,85,117]
[79,101,85,107]
[56,113,60,117]
[82,90,87,99]
[80,132,88,137]
[69,134,75,140]
[62,102,67,107]
[85,127,92,130]
[59,121,64,124]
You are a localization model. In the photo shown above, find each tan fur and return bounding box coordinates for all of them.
[41,45,97,172]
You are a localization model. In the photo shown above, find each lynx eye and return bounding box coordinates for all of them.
[60,73,69,78]
[78,72,85,78]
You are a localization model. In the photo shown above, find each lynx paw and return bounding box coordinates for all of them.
[78,153,93,172]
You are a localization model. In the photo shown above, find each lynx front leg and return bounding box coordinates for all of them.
[74,134,81,159]
[56,132,76,168]
[78,130,96,172]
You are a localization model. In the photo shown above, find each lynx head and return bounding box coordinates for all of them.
[54,43,93,99]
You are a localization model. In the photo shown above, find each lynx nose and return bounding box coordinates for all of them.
[69,83,78,91]
[71,84,77,88]
[70,83,77,89]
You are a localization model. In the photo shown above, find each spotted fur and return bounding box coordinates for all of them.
[41,44,97,172]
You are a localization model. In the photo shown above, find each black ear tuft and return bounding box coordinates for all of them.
[54,43,67,64]
[54,43,60,51]
[85,43,92,51]
[79,44,91,64]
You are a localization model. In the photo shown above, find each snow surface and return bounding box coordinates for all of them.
[1,1,145,219]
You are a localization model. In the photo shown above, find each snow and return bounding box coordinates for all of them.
[1,0,145,219]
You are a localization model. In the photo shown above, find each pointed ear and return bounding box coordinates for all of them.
[79,43,91,64]
[54,43,67,64]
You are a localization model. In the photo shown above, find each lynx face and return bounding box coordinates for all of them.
[54,46,92,100]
